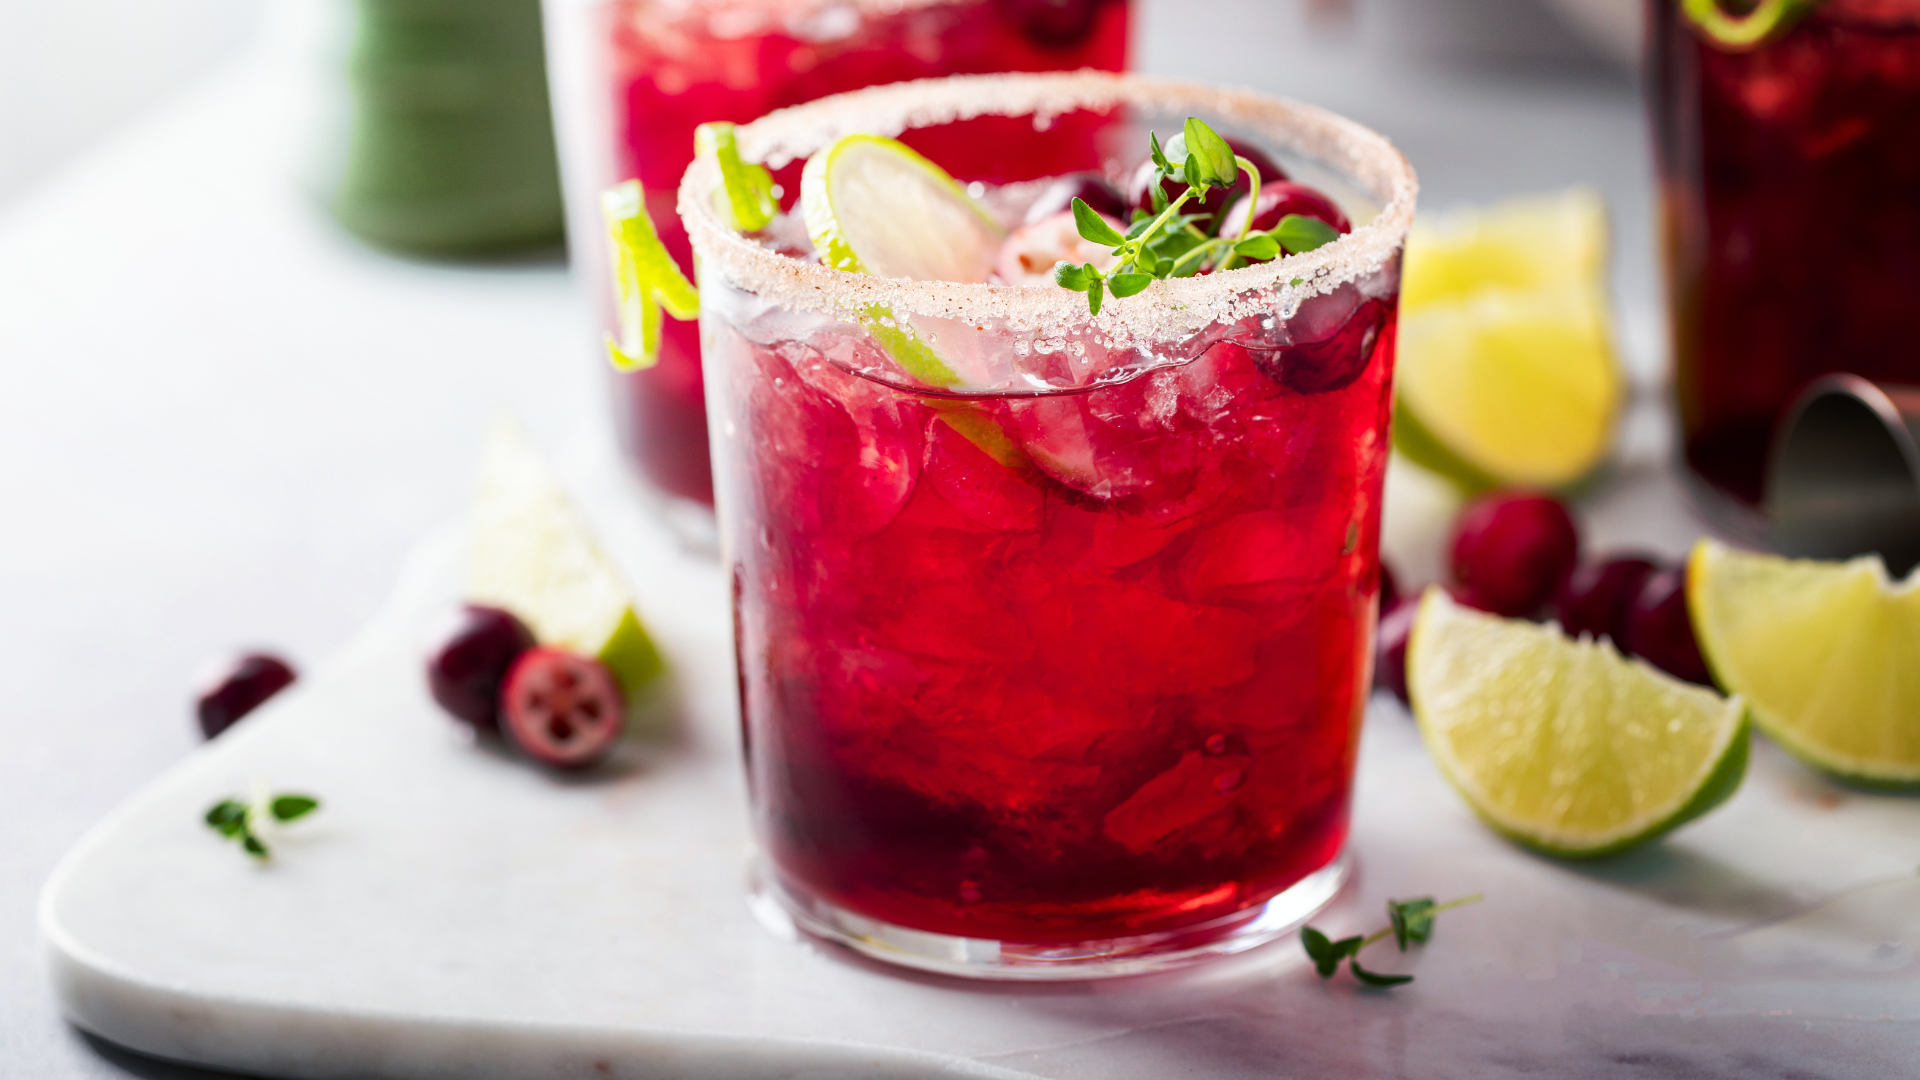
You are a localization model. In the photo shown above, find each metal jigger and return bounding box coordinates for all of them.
[1766,374,1920,577]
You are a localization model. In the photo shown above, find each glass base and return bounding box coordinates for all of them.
[748,852,1350,981]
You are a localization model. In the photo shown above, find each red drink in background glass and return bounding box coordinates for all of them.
[681,74,1418,976]
[543,0,1131,514]
[1650,0,1920,512]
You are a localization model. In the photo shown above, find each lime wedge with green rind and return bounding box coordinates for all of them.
[468,418,664,700]
[602,179,699,372]
[695,122,776,233]
[1688,541,1920,788]
[1400,189,1609,310]
[1393,189,1622,492]
[1408,587,1749,858]
[1394,285,1622,491]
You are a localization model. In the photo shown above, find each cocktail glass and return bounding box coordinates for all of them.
[680,72,1416,978]
[542,0,1132,527]
[1650,0,1920,524]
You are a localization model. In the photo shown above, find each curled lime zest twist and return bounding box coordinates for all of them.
[1680,0,1819,50]
[602,180,699,372]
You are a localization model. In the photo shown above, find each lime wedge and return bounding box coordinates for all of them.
[1688,541,1920,787]
[1400,189,1609,310]
[1394,284,1623,491]
[602,180,699,372]
[1408,588,1749,857]
[467,419,663,700]
[695,122,776,232]
[801,134,1004,285]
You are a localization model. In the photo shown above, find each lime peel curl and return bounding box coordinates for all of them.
[602,180,698,372]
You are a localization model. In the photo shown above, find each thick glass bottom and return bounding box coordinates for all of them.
[749,851,1349,981]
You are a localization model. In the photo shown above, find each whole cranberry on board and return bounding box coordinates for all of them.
[501,647,627,769]
[195,653,297,739]
[1379,560,1402,613]
[1553,555,1660,649]
[1374,596,1420,707]
[424,605,536,733]
[1448,492,1581,619]
[1624,568,1715,687]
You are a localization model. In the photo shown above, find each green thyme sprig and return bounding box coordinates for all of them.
[1052,117,1340,314]
[204,793,320,862]
[1301,893,1483,988]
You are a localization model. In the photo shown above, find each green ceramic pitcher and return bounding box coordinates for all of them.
[334,0,565,255]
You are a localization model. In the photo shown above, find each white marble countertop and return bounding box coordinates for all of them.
[11,1,1873,1076]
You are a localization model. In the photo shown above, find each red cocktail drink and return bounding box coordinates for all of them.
[544,0,1131,514]
[1651,0,1920,511]
[682,74,1416,976]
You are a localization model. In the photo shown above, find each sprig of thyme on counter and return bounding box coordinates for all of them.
[1302,893,1483,987]
[205,793,320,862]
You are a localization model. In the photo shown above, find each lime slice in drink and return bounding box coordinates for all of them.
[802,134,1004,285]
[799,133,1018,463]
[467,419,663,700]
[1408,588,1749,857]
[1688,540,1920,788]
[1394,285,1622,491]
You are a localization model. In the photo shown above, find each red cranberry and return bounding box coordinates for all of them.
[997,0,1099,46]
[1379,560,1401,612]
[501,648,626,769]
[1375,596,1419,706]
[1552,555,1660,650]
[1623,568,1714,686]
[425,605,536,733]
[195,653,297,739]
[1216,181,1353,245]
[1128,139,1288,232]
[1448,492,1581,619]
[1252,296,1390,395]
[1023,172,1127,225]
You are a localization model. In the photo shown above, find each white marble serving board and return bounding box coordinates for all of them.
[40,434,1920,1079]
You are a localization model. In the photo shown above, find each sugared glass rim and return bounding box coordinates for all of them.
[678,71,1418,344]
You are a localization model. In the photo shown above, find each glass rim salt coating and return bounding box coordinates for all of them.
[678,71,1418,354]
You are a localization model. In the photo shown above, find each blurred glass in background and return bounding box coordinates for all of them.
[1650,0,1920,529]
[542,0,1134,524]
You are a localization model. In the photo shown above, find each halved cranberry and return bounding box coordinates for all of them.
[1128,139,1288,232]
[1448,492,1580,619]
[1375,596,1419,706]
[1623,568,1714,686]
[501,647,626,769]
[425,605,535,733]
[1216,181,1352,244]
[1023,172,1127,225]
[196,653,297,739]
[1379,560,1401,612]
[1552,555,1660,649]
